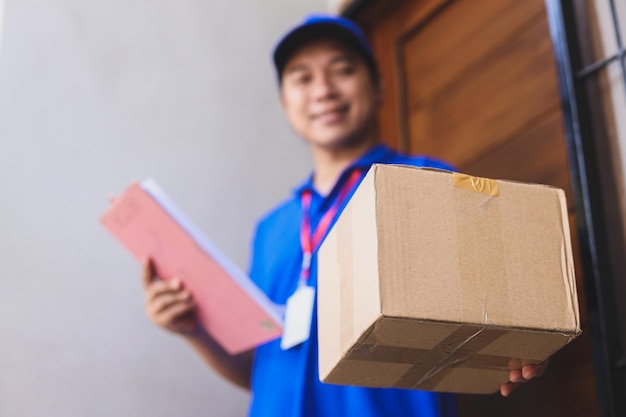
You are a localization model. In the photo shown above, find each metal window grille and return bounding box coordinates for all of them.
[546,1,626,417]
[576,1,626,91]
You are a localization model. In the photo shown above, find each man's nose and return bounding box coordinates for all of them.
[311,73,338,100]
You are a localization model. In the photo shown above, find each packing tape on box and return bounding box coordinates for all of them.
[454,178,510,326]
[347,325,511,390]
[452,173,499,196]
[401,326,507,390]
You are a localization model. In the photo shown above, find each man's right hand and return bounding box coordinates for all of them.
[140,258,253,390]
[142,258,199,335]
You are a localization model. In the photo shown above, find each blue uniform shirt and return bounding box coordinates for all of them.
[248,144,459,417]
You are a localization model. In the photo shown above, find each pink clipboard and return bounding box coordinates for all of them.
[101,179,283,355]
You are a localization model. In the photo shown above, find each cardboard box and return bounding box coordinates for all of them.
[317,164,581,394]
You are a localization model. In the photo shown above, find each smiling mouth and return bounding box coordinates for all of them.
[312,105,349,123]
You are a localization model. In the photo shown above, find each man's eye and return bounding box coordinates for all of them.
[335,66,355,75]
[292,74,311,85]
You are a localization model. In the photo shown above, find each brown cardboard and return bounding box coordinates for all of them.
[317,164,581,394]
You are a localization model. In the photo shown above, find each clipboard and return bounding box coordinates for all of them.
[101,179,283,354]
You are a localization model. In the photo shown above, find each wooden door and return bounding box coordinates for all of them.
[350,0,599,416]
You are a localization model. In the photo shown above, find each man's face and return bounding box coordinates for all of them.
[279,39,380,151]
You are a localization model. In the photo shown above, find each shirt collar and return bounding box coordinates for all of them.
[293,143,396,196]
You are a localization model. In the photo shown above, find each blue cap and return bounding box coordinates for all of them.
[272,14,378,82]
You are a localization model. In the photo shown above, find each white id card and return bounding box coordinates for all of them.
[280,285,315,350]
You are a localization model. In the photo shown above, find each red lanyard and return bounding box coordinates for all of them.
[299,169,362,285]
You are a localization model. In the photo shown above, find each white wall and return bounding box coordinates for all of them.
[0,0,5,53]
[0,1,326,416]
[327,0,350,13]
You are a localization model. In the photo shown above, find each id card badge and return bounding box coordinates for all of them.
[280,285,315,350]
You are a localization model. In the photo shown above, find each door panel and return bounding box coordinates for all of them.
[405,15,561,167]
[464,111,573,209]
[403,0,544,110]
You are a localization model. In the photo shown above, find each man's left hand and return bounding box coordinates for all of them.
[500,360,548,397]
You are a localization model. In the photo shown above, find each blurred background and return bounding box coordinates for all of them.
[0,0,325,416]
[1,0,625,416]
